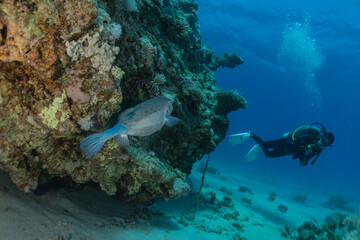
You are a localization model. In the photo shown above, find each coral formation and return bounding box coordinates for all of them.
[173,190,249,239]
[322,194,355,212]
[278,204,288,214]
[209,53,244,71]
[196,162,221,175]
[238,186,253,195]
[219,187,232,196]
[292,193,307,204]
[267,192,276,202]
[241,197,252,205]
[0,0,246,203]
[289,211,360,240]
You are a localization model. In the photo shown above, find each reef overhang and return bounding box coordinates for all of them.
[0,0,246,203]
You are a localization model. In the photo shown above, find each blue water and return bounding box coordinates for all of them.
[196,0,360,202]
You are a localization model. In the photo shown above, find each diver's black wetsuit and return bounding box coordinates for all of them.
[250,125,324,166]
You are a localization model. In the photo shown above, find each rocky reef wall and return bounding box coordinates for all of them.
[0,0,246,203]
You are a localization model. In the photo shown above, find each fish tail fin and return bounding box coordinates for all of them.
[80,123,127,158]
[165,115,180,128]
[80,133,109,158]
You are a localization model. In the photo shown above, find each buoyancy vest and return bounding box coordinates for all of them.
[289,125,322,148]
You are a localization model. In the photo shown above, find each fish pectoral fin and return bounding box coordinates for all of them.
[165,115,180,128]
[115,134,130,147]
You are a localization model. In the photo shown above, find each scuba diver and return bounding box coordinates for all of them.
[229,123,335,166]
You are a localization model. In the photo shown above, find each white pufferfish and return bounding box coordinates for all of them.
[80,96,180,158]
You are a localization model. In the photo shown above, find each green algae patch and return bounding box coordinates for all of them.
[24,14,44,38]
[39,92,71,129]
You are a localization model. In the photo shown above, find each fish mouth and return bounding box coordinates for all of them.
[166,98,173,105]
[167,100,174,113]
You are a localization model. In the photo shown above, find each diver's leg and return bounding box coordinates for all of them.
[262,138,287,148]
[250,133,265,145]
[263,147,290,158]
[250,133,273,157]
[262,138,292,158]
[250,133,293,158]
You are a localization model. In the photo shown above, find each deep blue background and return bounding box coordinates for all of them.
[195,0,360,200]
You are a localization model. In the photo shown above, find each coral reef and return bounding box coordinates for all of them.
[0,0,246,203]
[321,194,355,213]
[286,211,360,240]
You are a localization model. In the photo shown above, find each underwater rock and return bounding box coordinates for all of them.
[267,192,276,201]
[233,232,247,240]
[0,0,246,203]
[241,197,252,205]
[238,186,253,195]
[209,53,244,71]
[196,162,220,175]
[219,195,235,208]
[292,193,307,204]
[278,204,288,214]
[204,190,217,205]
[219,187,232,196]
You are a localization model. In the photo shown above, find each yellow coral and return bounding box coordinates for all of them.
[111,66,125,79]
[39,92,71,129]
[108,141,119,150]
[24,14,44,38]
[0,149,9,163]
[127,171,142,195]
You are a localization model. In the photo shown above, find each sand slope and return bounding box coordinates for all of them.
[0,164,340,240]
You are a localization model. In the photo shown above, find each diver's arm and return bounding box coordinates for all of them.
[299,156,308,166]
[250,133,265,145]
[301,149,318,166]
[311,151,322,165]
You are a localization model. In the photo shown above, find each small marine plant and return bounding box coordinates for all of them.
[194,154,211,215]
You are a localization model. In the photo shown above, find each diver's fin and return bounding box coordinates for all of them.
[245,144,261,162]
[229,132,251,145]
[115,134,130,147]
[165,115,180,128]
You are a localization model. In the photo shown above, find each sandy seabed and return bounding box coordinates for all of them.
[0,162,340,240]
